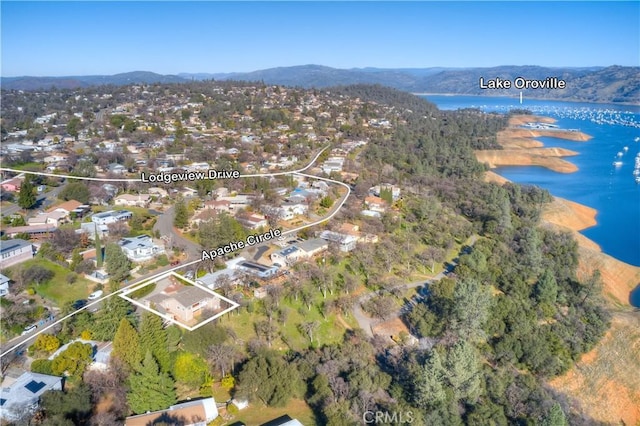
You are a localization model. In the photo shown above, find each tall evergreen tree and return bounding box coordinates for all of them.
[173,196,188,229]
[105,243,131,283]
[17,175,36,209]
[91,297,133,341]
[94,227,103,268]
[112,318,143,370]
[127,351,176,414]
[139,312,171,373]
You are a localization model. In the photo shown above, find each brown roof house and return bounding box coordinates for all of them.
[146,282,221,324]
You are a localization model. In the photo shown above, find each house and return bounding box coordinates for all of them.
[3,225,56,240]
[260,415,304,426]
[270,246,305,266]
[107,163,127,174]
[203,199,231,213]
[91,210,132,225]
[0,372,63,421]
[46,200,83,217]
[78,222,109,240]
[0,239,34,269]
[236,213,268,230]
[369,184,401,201]
[190,209,218,226]
[27,211,67,227]
[318,230,358,252]
[0,273,10,297]
[114,193,151,208]
[364,196,387,213]
[296,238,329,258]
[125,397,218,426]
[0,177,22,193]
[147,284,220,323]
[118,235,165,262]
[237,261,279,279]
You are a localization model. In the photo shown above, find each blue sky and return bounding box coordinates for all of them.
[1,1,638,76]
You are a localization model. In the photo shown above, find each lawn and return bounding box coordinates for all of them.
[16,258,97,306]
[227,398,317,426]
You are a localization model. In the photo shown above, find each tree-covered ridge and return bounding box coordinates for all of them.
[332,84,506,179]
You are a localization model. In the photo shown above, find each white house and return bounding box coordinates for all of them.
[0,372,63,421]
[91,210,132,225]
[0,273,10,297]
[118,235,165,262]
[125,397,218,426]
[0,239,34,269]
[114,193,151,208]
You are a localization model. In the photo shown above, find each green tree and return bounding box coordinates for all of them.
[235,350,303,407]
[66,117,81,139]
[450,279,492,342]
[58,181,90,204]
[319,196,334,209]
[91,296,133,340]
[172,351,209,388]
[112,318,143,370]
[39,385,92,425]
[173,196,188,229]
[33,333,61,353]
[18,175,36,209]
[94,227,103,268]
[105,243,131,283]
[534,269,558,305]
[127,351,177,414]
[139,312,171,373]
[541,403,568,426]
[380,187,393,205]
[415,349,447,409]
[51,342,93,376]
[445,340,482,402]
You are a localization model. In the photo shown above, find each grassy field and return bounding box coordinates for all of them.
[218,289,357,353]
[548,311,640,425]
[226,398,317,425]
[14,258,97,306]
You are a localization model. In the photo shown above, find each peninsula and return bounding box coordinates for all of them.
[475,114,592,173]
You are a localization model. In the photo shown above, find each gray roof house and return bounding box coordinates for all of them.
[118,235,165,262]
[0,372,63,421]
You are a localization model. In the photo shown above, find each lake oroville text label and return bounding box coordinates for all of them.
[479,76,566,90]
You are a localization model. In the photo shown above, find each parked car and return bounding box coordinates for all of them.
[88,290,103,300]
[21,324,37,336]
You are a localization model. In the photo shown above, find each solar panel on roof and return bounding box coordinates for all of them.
[25,380,46,394]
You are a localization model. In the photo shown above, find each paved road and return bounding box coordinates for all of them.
[153,205,202,260]
[1,183,65,218]
[352,235,478,337]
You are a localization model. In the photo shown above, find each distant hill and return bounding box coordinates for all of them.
[3,65,638,104]
[1,71,186,91]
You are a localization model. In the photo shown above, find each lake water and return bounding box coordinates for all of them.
[423,95,640,275]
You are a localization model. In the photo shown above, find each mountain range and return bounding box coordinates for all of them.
[2,65,639,104]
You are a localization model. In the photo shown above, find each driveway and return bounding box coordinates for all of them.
[153,206,202,260]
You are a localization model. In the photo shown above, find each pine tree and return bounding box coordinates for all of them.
[94,227,103,268]
[112,318,143,370]
[139,312,171,373]
[17,175,36,209]
[127,351,176,414]
[105,243,131,283]
[173,196,188,229]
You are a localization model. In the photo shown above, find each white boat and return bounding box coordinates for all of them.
[623,146,629,152]
[613,161,623,167]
